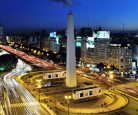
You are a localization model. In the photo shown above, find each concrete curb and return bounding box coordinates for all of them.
[55,92,128,114]
[115,89,138,101]
[15,75,57,115]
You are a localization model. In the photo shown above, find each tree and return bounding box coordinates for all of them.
[96,62,105,72]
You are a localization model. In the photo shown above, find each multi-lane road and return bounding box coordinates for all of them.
[1,51,50,115]
[0,45,56,70]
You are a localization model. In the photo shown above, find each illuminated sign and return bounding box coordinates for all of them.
[94,31,110,39]
[50,32,56,38]
[72,86,102,100]
[56,37,59,45]
[76,42,81,47]
[43,71,66,80]
[86,37,95,48]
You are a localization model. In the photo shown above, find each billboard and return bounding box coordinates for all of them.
[94,31,110,39]
[43,71,66,80]
[86,37,95,48]
[56,36,59,45]
[72,86,102,100]
[76,41,81,47]
[50,32,56,38]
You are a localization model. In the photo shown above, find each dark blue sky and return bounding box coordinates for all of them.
[0,0,138,33]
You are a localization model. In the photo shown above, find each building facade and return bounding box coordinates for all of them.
[0,25,3,40]
[28,33,40,48]
[108,39,132,72]
[91,38,111,64]
[81,28,93,63]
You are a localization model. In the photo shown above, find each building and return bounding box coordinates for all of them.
[108,38,132,72]
[81,29,110,64]
[91,38,111,64]
[49,32,60,52]
[81,28,93,37]
[49,38,60,52]
[81,28,93,63]
[132,38,138,66]
[28,32,40,48]
[0,24,3,40]
[40,30,49,50]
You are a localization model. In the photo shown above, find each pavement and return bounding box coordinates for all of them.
[114,82,138,101]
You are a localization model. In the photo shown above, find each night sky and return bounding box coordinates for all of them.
[0,0,138,33]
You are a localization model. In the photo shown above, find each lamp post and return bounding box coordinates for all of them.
[64,95,72,115]
[109,73,114,85]
[36,79,42,102]
[37,85,41,102]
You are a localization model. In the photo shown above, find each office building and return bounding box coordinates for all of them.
[0,24,3,40]
[91,38,111,64]
[108,38,132,72]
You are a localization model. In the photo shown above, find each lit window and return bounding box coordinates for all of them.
[55,74,58,77]
[80,93,83,97]
[89,91,93,95]
[48,75,51,78]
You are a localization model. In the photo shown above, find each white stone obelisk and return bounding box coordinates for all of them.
[66,10,77,88]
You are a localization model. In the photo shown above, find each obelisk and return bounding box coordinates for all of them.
[66,10,77,87]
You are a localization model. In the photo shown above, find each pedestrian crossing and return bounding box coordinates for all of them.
[3,102,39,108]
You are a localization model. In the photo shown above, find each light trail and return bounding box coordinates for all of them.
[0,45,56,70]
[1,50,50,115]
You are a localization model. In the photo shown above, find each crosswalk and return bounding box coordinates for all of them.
[3,102,39,108]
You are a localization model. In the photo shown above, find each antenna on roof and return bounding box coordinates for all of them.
[0,18,2,26]
[123,23,125,34]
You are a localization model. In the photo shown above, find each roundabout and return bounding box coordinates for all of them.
[49,90,128,114]
[17,72,129,115]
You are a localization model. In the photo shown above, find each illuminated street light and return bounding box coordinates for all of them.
[36,79,42,102]
[107,66,110,69]
[109,73,114,85]
[136,78,138,83]
[110,74,113,79]
[36,79,42,83]
[109,71,114,74]
[37,84,42,102]
[64,95,72,115]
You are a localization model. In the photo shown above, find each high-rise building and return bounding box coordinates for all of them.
[66,11,77,88]
[132,38,138,66]
[81,28,110,64]
[0,24,3,39]
[91,39,111,64]
[28,32,40,48]
[108,38,132,72]
[40,30,49,50]
[81,28,93,37]
[81,28,92,63]
[49,38,60,52]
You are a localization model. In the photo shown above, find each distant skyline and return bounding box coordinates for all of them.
[1,0,138,33]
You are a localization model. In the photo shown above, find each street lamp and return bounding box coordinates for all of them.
[109,74,114,85]
[64,95,72,115]
[36,79,42,102]
[37,84,41,102]
[36,79,42,83]
[110,74,113,79]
